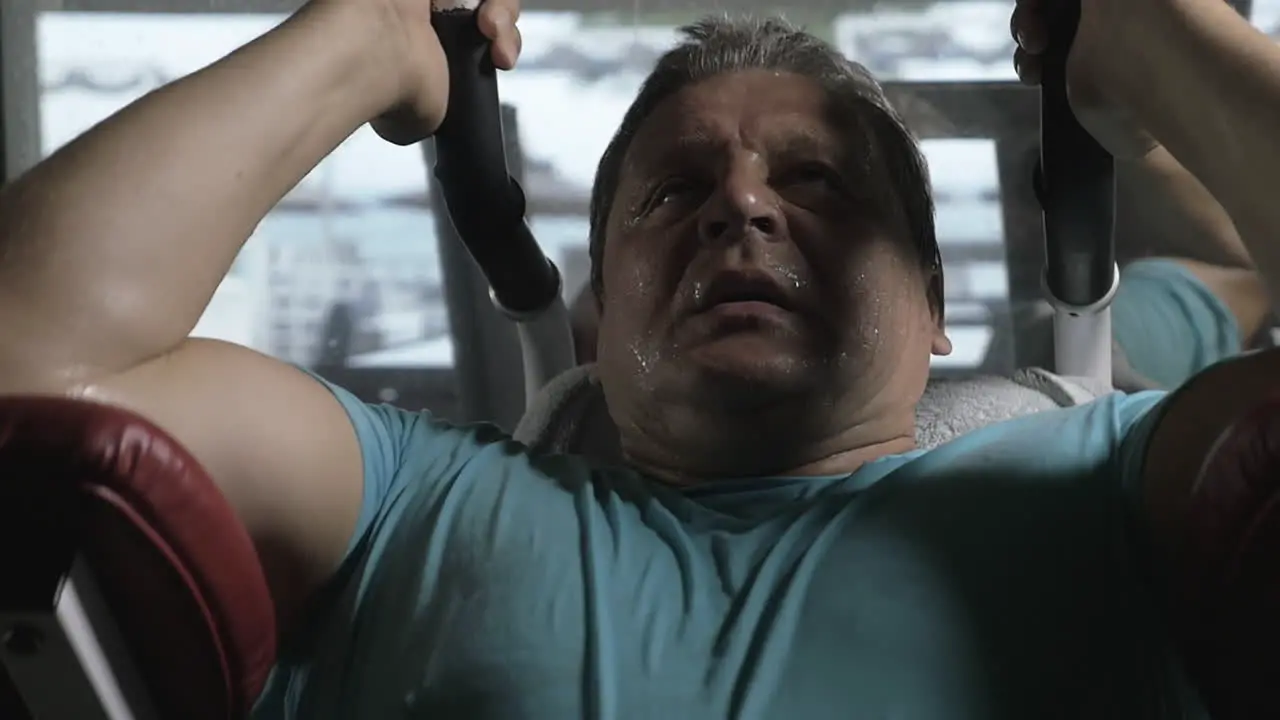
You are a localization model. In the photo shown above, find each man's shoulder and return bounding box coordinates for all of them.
[908,388,1167,481]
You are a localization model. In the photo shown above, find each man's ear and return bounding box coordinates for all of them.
[928,270,951,356]
[932,329,953,356]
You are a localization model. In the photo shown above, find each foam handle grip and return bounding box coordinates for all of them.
[431,7,508,197]
[1176,396,1280,719]
[1037,0,1116,307]
[431,5,559,315]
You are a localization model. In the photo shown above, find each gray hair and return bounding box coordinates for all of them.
[586,15,943,313]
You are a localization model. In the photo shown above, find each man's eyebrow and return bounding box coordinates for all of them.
[775,127,879,185]
[633,130,723,175]
[627,126,857,181]
[665,128,836,160]
[771,131,829,157]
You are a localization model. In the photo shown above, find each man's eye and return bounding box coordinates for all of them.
[640,176,701,215]
[646,177,695,210]
[775,163,843,190]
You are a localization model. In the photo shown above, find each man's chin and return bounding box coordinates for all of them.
[679,338,814,395]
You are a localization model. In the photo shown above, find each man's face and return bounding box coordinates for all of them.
[596,70,948,444]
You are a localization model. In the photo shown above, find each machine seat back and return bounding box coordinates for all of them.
[0,396,277,720]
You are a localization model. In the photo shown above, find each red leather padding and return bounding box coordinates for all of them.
[0,395,277,719]
[1177,395,1280,720]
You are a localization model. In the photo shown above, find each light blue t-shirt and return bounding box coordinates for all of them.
[1111,258,1242,389]
[253,384,1205,719]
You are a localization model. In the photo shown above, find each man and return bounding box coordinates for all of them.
[0,0,1278,717]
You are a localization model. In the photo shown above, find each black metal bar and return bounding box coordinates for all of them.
[0,1,40,182]
[1035,0,1116,307]
[431,6,559,317]
[0,454,76,720]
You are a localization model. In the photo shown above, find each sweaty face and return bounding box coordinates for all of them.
[597,70,946,430]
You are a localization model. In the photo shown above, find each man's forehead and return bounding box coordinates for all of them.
[629,71,847,162]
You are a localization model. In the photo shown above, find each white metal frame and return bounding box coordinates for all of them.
[494,286,575,406]
[1045,263,1119,381]
[0,555,158,720]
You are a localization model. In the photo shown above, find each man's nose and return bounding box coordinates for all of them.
[698,165,785,244]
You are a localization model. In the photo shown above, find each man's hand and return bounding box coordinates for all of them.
[1010,0,1158,159]
[327,0,523,145]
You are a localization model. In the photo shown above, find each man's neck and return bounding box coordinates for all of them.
[623,410,918,487]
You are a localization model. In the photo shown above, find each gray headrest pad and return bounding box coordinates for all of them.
[513,365,622,459]
[513,364,1111,461]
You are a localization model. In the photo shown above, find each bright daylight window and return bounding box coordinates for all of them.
[26,0,1279,409]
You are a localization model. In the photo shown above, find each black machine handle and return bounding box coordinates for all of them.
[1035,0,1116,307]
[431,2,560,317]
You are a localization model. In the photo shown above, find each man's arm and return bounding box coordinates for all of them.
[1117,145,1269,345]
[0,2,400,628]
[1074,0,1280,559]
[1163,259,1270,345]
[1116,146,1251,270]
[1109,0,1280,295]
[0,2,398,376]
[1108,147,1268,389]
[1110,258,1263,389]
[1140,350,1280,561]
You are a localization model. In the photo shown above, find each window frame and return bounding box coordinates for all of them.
[51,0,831,13]
[1,2,39,181]
[883,80,1042,371]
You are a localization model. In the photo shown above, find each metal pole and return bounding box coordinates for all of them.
[425,104,527,429]
[0,1,41,182]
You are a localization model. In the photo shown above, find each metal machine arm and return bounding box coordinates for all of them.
[1035,0,1119,382]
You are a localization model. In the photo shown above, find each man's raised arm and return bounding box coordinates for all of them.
[0,0,515,630]
[1101,0,1280,292]
[0,2,401,377]
[1014,0,1280,566]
